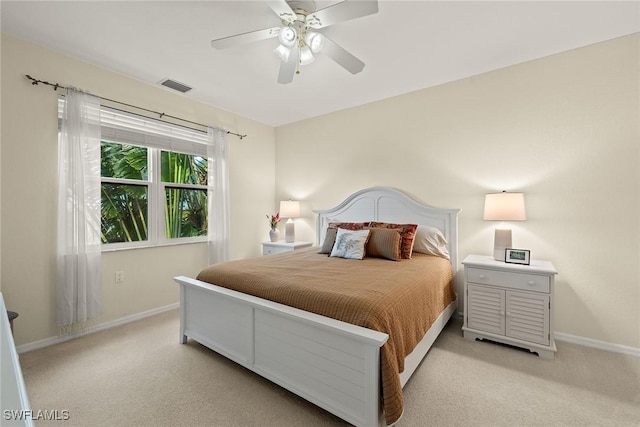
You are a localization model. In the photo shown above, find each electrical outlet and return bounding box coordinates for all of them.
[115,271,125,284]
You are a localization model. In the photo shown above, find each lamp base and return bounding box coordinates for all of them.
[285,219,295,243]
[493,228,512,261]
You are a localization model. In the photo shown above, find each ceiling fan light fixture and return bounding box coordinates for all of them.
[273,44,292,62]
[299,45,314,65]
[304,31,324,53]
[278,26,297,48]
[209,0,379,83]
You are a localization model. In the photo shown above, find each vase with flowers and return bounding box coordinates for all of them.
[267,212,281,242]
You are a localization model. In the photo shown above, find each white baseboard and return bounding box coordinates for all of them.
[16,303,179,354]
[455,311,639,358]
[555,332,640,358]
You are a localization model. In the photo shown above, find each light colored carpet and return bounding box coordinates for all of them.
[19,310,640,426]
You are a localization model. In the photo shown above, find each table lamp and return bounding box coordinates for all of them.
[483,192,526,261]
[279,200,300,243]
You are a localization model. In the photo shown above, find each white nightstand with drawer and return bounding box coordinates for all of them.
[462,254,558,359]
[262,241,313,256]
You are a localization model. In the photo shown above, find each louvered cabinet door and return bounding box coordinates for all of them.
[462,255,558,359]
[506,291,550,345]
[467,284,505,335]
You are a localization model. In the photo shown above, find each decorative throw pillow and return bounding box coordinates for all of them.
[327,221,370,231]
[321,222,370,255]
[330,228,371,260]
[366,228,402,261]
[318,228,338,254]
[369,222,418,259]
[412,225,450,260]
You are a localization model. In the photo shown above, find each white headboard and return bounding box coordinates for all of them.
[313,186,461,271]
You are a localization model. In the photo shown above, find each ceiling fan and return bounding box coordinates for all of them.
[211,0,379,84]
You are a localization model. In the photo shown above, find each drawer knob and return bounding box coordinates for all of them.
[479,274,487,280]
[527,280,536,286]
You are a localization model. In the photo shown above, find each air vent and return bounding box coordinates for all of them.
[159,78,192,93]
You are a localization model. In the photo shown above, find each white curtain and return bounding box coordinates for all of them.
[56,88,102,326]
[207,127,230,265]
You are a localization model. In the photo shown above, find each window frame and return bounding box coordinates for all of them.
[100,140,153,250]
[59,98,211,251]
[155,148,209,247]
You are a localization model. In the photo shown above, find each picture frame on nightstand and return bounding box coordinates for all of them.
[505,248,530,265]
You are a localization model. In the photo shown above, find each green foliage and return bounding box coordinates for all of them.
[100,141,208,244]
[161,151,208,239]
[161,151,207,185]
[101,142,148,243]
[101,183,148,243]
[101,141,148,179]
[164,188,207,238]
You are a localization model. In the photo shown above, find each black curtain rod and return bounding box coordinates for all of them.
[25,74,247,140]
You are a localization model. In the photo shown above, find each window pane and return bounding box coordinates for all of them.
[161,151,207,185]
[165,187,207,238]
[101,183,148,243]
[101,141,148,180]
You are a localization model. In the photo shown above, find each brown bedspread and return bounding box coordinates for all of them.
[196,247,456,425]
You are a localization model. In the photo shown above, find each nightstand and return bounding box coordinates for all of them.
[462,254,558,359]
[262,241,313,256]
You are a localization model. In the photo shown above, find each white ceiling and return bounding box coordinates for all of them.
[2,1,639,127]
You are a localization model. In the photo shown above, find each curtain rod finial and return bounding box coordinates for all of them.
[26,75,38,85]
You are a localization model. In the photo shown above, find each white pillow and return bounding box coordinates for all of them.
[412,225,450,260]
[330,228,371,260]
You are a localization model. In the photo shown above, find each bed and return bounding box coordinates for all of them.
[174,186,460,426]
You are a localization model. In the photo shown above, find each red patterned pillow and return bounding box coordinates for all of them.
[327,222,370,231]
[368,222,418,259]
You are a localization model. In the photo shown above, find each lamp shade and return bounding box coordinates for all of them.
[305,31,324,53]
[483,192,526,221]
[279,200,300,218]
[299,46,314,65]
[278,27,297,48]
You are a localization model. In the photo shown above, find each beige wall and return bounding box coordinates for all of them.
[1,35,276,346]
[276,34,640,349]
[2,32,638,352]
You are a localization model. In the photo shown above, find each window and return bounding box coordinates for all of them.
[60,99,212,249]
[100,143,208,246]
[100,142,149,243]
[160,150,208,239]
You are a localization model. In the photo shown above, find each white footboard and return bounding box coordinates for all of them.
[175,276,388,427]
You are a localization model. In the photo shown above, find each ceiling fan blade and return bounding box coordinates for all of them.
[211,27,280,50]
[322,36,365,74]
[306,0,378,29]
[277,47,299,84]
[266,0,297,23]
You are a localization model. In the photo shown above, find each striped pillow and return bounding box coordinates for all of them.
[366,228,402,261]
[368,222,418,259]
